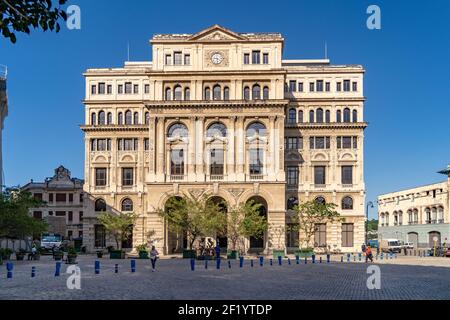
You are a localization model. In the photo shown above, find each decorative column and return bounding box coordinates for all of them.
[227,116,236,181]
[236,116,245,180]
[268,116,276,180]
[156,116,165,182]
[148,116,156,181]
[195,116,205,181]
[275,115,286,181]
[188,116,196,180]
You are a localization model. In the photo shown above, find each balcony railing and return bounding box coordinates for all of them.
[210,175,224,181]
[314,184,326,188]
[342,184,353,188]
[249,174,264,181]
[170,175,185,181]
[438,219,445,224]
[409,221,418,225]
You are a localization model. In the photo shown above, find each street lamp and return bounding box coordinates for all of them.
[366,201,374,245]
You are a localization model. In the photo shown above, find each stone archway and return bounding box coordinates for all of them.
[246,196,268,251]
[164,196,186,254]
[208,196,228,249]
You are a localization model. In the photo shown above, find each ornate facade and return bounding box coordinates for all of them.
[82,25,367,254]
[378,165,450,248]
[0,65,7,190]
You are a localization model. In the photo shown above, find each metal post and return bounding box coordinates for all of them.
[228,260,231,269]
[6,262,13,279]
[239,256,244,268]
[366,201,374,245]
[190,259,195,271]
[312,254,316,264]
[115,264,119,273]
[296,255,300,264]
[216,257,221,270]
[55,262,61,277]
[31,266,36,278]
[278,255,282,266]
[95,261,100,274]
[131,259,136,273]
[259,256,264,267]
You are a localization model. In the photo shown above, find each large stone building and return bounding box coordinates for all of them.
[21,166,85,240]
[81,25,367,254]
[0,65,8,191]
[378,165,450,248]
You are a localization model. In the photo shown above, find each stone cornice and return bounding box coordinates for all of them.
[288,97,366,103]
[83,69,287,77]
[80,125,149,132]
[285,122,369,130]
[145,99,289,109]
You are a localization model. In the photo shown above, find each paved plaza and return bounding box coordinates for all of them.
[1,255,450,300]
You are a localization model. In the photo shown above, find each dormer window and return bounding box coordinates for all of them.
[174,52,182,65]
[244,53,250,65]
[263,53,269,64]
[252,51,261,64]
[184,54,191,65]
[125,82,132,94]
[165,54,172,65]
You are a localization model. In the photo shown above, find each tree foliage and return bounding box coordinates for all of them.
[0,0,68,43]
[97,211,137,250]
[0,190,47,240]
[293,200,342,249]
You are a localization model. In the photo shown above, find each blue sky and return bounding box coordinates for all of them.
[1,0,449,219]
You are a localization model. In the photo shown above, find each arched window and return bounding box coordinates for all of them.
[133,112,139,125]
[343,108,351,123]
[165,87,171,101]
[336,110,342,123]
[95,199,106,212]
[425,208,431,223]
[246,122,267,137]
[91,113,97,125]
[223,87,230,101]
[252,85,261,100]
[168,123,188,138]
[204,87,211,100]
[315,196,326,205]
[408,210,413,223]
[399,211,403,225]
[174,85,182,101]
[298,110,304,123]
[98,111,105,125]
[213,85,221,100]
[107,112,113,125]
[431,207,437,222]
[121,198,134,212]
[325,110,331,123]
[309,110,315,123]
[438,206,444,222]
[263,87,269,100]
[287,196,299,210]
[243,87,250,100]
[145,112,150,125]
[118,112,123,125]
[125,110,132,125]
[288,108,296,124]
[184,88,190,101]
[316,108,324,123]
[413,209,419,223]
[352,110,358,122]
[206,122,227,137]
[342,196,353,210]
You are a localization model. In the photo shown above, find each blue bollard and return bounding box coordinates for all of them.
[95,261,100,274]
[304,257,307,264]
[131,259,136,273]
[216,257,221,270]
[319,257,322,264]
[55,262,61,277]
[259,256,264,267]
[250,260,254,268]
[358,253,362,262]
[6,262,13,279]
[296,255,300,265]
[288,258,291,265]
[239,256,244,268]
[353,255,356,262]
[115,264,119,274]
[190,259,195,271]
[341,256,344,263]
[270,259,273,266]
[380,253,384,260]
[347,253,350,262]
[327,255,331,264]
[31,266,36,278]
[312,255,316,264]
[228,260,231,269]
[205,259,208,269]
[278,255,282,266]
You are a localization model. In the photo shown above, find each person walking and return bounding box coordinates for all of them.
[365,246,373,263]
[150,246,159,272]
[215,242,221,260]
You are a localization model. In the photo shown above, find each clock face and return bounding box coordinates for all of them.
[211,53,223,65]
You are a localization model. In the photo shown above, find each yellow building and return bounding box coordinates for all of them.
[81,25,367,254]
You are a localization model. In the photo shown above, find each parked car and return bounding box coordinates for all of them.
[368,239,379,248]
[402,242,414,249]
[445,248,450,258]
[380,239,402,253]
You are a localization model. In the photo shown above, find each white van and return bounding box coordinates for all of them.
[380,239,402,253]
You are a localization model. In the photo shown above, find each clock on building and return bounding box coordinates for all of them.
[211,53,223,65]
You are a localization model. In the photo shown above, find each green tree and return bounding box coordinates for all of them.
[0,0,68,43]
[293,200,342,249]
[0,189,47,240]
[157,192,227,249]
[97,211,137,250]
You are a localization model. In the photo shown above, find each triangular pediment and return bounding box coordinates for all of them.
[188,25,246,41]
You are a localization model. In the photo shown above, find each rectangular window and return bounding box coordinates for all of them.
[95,168,107,186]
[98,83,105,94]
[133,84,139,94]
[68,211,73,222]
[125,82,132,94]
[144,138,149,151]
[49,194,53,202]
[122,168,134,186]
[286,224,299,248]
[68,194,73,203]
[34,193,43,201]
[289,80,296,92]
[33,211,42,219]
[252,50,261,64]
[107,85,112,94]
[263,53,269,64]
[68,231,73,239]
[298,82,304,92]
[342,166,353,185]
[144,84,150,94]
[119,138,135,151]
[287,167,299,186]
[118,84,123,94]
[94,225,106,248]
[249,149,264,175]
[184,54,191,65]
[337,136,357,149]
[342,136,352,149]
[352,82,358,91]
[287,137,298,150]
[171,149,184,176]
[314,166,326,185]
[210,149,224,176]
[336,82,342,92]
[309,137,330,150]
[341,223,354,247]
[173,52,182,65]
[314,224,327,247]
[79,212,83,221]
[91,85,97,95]
[243,53,250,65]
[325,82,330,92]
[309,82,315,92]
[343,80,351,92]
[56,211,66,217]
[56,194,66,203]
[80,194,83,203]
[97,139,107,151]
[165,54,172,65]
[316,80,324,92]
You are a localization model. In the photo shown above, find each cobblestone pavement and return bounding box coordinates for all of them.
[1,255,449,300]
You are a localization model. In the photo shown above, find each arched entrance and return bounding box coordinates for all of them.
[208,196,228,250]
[428,231,441,248]
[164,196,186,254]
[408,232,418,248]
[246,196,268,251]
